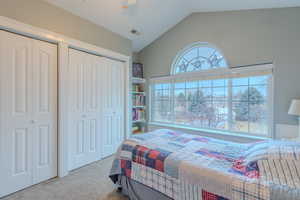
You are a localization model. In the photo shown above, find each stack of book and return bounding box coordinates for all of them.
[133,95,145,106]
[132,108,145,121]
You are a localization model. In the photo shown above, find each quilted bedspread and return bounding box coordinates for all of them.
[110,129,300,200]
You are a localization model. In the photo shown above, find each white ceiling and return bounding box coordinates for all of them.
[44,0,300,52]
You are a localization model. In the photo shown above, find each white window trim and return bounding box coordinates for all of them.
[148,122,271,141]
[150,64,274,138]
[152,64,273,82]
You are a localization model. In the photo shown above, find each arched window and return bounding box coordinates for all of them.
[172,43,228,74]
[150,42,273,138]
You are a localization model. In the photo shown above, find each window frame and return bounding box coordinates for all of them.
[150,64,274,138]
[171,42,229,75]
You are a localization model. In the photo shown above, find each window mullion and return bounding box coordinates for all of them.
[171,79,175,124]
[150,84,154,122]
[228,79,233,131]
[247,78,250,134]
[267,76,274,138]
[184,80,187,126]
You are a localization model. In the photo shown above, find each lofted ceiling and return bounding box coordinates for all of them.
[44,0,300,52]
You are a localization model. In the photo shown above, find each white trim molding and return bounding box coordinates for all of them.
[58,42,69,177]
[0,16,131,177]
[148,122,268,143]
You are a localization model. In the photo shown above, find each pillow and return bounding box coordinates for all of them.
[231,140,300,179]
[243,140,300,163]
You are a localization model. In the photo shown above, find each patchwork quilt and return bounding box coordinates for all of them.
[110,129,300,200]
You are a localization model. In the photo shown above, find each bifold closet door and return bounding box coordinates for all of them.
[101,58,125,158]
[68,49,125,169]
[0,31,57,197]
[68,49,102,170]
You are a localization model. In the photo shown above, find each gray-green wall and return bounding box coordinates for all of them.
[0,0,132,56]
[139,7,300,134]
[132,52,140,63]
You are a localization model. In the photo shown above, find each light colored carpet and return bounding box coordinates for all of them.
[2,156,128,200]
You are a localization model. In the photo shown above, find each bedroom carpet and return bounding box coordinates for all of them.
[2,156,128,200]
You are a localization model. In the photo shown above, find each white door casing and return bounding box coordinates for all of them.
[0,30,57,197]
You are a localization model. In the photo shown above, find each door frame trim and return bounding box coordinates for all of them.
[0,16,131,178]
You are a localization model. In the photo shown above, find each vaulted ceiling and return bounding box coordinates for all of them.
[44,0,300,52]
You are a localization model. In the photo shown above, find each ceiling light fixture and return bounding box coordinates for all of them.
[122,0,137,9]
[130,29,141,36]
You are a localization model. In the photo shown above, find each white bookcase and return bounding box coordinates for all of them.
[132,77,147,134]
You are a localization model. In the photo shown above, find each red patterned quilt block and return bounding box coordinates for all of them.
[148,149,160,159]
[121,160,132,177]
[132,145,150,165]
[154,160,164,172]
[132,145,171,172]
[202,190,228,200]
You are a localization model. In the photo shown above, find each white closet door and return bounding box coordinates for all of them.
[32,39,58,184]
[0,31,57,197]
[84,54,102,161]
[68,49,101,170]
[0,31,34,197]
[112,60,125,150]
[101,58,125,158]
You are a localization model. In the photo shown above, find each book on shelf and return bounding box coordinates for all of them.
[132,84,144,93]
[133,95,145,106]
[132,108,146,121]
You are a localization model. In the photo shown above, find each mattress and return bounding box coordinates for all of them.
[110,129,300,200]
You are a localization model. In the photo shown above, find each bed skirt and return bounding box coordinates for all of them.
[116,175,172,200]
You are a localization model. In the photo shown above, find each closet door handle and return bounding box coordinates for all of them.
[30,120,37,124]
[82,114,87,118]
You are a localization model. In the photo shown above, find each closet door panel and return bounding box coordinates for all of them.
[84,55,100,159]
[68,49,125,169]
[0,31,57,197]
[113,61,125,149]
[101,58,125,157]
[68,50,102,170]
[85,54,98,113]
[32,40,57,184]
[102,114,114,157]
[101,58,115,157]
[69,49,86,169]
[76,120,85,154]
[87,119,97,152]
[0,31,34,196]
[69,49,85,114]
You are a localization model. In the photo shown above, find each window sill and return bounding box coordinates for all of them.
[148,122,270,141]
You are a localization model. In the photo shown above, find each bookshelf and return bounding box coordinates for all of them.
[132,77,147,134]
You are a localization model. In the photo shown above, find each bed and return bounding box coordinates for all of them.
[110,129,300,200]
